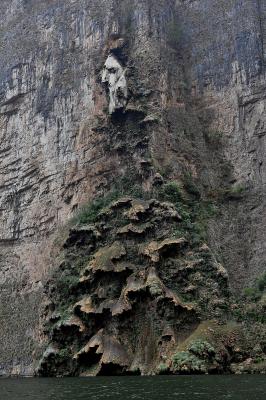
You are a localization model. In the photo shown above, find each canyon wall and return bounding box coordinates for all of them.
[178,0,266,291]
[0,0,265,375]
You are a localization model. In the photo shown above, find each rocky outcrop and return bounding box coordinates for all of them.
[0,0,266,375]
[0,0,177,374]
[38,195,231,376]
[102,54,128,114]
[39,192,266,376]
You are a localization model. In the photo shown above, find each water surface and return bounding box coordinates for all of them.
[0,376,265,400]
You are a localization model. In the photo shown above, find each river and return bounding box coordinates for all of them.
[0,375,265,400]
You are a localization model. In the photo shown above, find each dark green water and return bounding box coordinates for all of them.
[0,376,265,400]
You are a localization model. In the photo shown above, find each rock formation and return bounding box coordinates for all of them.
[102,54,128,114]
[38,196,230,376]
[0,0,265,375]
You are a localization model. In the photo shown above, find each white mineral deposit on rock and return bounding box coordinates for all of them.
[102,54,127,114]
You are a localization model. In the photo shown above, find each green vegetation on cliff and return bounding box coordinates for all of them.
[39,173,235,376]
[38,164,265,377]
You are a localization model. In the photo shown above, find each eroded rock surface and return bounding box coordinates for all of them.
[102,54,128,114]
[39,197,231,376]
[0,0,266,375]
[0,0,179,374]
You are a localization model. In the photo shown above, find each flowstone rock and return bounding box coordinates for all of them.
[2,0,266,377]
[39,196,231,376]
[102,54,128,114]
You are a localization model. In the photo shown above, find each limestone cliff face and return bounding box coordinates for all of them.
[179,0,266,291]
[0,0,265,375]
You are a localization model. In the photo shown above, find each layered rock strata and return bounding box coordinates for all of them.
[0,0,266,375]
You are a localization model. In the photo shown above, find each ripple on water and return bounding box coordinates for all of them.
[0,376,265,400]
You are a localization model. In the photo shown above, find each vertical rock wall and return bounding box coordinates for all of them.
[0,0,265,374]
[177,0,266,289]
[0,0,178,375]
